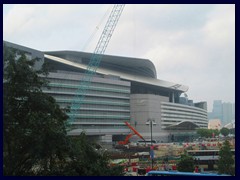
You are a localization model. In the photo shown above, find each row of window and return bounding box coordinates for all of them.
[66,110,130,116]
[161,107,207,117]
[73,125,129,129]
[161,102,207,113]
[43,88,130,98]
[46,91,129,100]
[47,77,130,89]
[67,114,130,119]
[71,119,128,123]
[161,108,207,117]
[52,94,130,103]
[161,114,208,121]
[161,115,208,122]
[47,83,130,93]
[59,103,130,110]
[56,98,130,106]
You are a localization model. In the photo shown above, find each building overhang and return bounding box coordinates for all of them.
[165,121,199,130]
[44,54,189,92]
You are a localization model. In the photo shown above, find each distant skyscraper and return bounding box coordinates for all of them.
[212,100,223,121]
[209,100,235,126]
[208,112,214,119]
[222,103,233,126]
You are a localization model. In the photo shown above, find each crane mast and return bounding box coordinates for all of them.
[68,5,125,127]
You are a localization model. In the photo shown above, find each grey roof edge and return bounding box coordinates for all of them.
[44,54,189,92]
[3,40,44,57]
[44,50,157,78]
[3,40,188,92]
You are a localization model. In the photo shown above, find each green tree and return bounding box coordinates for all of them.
[212,129,220,137]
[196,129,211,138]
[220,128,230,137]
[229,128,235,135]
[60,133,124,176]
[3,45,69,175]
[3,45,124,176]
[196,128,220,138]
[177,155,195,172]
[217,140,235,175]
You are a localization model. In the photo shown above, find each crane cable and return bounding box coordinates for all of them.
[82,5,112,52]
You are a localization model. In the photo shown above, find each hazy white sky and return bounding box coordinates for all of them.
[3,4,235,112]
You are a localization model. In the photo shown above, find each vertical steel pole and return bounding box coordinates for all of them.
[150,120,153,169]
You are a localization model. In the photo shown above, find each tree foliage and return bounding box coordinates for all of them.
[3,45,124,176]
[177,155,194,172]
[229,128,235,135]
[220,128,230,137]
[62,134,124,176]
[196,128,219,138]
[217,140,235,175]
[3,45,69,175]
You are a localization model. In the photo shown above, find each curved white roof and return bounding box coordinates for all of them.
[44,54,189,92]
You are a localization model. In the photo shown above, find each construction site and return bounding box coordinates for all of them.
[93,119,235,175]
[107,140,235,175]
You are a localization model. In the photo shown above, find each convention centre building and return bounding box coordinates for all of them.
[4,41,208,143]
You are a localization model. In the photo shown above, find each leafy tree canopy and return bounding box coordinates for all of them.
[177,155,195,172]
[220,128,230,137]
[218,140,235,175]
[4,45,69,175]
[3,45,123,176]
[196,128,219,138]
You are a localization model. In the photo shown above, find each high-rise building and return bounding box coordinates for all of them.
[209,100,235,127]
[212,100,223,120]
[222,102,233,126]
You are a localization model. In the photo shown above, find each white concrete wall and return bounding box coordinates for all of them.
[130,94,169,141]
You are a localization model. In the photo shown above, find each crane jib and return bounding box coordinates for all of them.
[67,5,125,128]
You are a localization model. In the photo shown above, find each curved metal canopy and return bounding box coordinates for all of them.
[165,121,199,130]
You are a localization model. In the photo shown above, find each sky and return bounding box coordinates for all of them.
[3,4,235,112]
